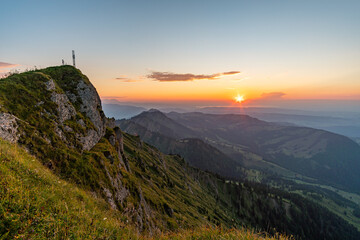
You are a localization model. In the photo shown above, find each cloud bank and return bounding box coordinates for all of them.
[147,71,240,82]
[0,62,19,71]
[0,62,20,78]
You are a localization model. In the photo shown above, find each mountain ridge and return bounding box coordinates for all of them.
[165,111,360,192]
[1,66,359,239]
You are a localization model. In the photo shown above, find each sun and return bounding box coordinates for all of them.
[234,94,245,103]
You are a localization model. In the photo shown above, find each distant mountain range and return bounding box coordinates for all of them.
[103,103,147,119]
[198,106,360,138]
[104,103,360,138]
[119,109,360,193]
[117,111,246,180]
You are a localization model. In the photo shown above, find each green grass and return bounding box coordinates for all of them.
[287,179,360,231]
[0,139,293,240]
[0,139,137,239]
[151,226,293,240]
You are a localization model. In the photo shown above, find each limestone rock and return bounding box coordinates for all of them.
[46,79,77,124]
[50,92,77,123]
[65,78,107,150]
[79,129,100,151]
[0,113,19,143]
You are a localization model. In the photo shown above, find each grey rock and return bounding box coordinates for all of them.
[79,129,99,151]
[77,119,85,128]
[116,186,129,205]
[54,126,67,142]
[106,117,116,129]
[114,127,131,171]
[64,126,73,132]
[46,79,76,123]
[45,79,56,91]
[50,92,77,123]
[108,135,116,146]
[103,187,117,210]
[0,113,19,143]
[76,80,106,135]
[64,78,107,150]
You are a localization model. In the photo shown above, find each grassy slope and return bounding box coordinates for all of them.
[116,133,360,240]
[119,113,360,231]
[0,139,135,239]
[0,139,292,240]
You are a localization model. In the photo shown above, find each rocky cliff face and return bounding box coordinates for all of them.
[0,67,108,152]
[42,68,107,151]
[0,66,154,232]
[62,77,106,150]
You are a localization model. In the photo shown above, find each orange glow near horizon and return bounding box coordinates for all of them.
[94,72,360,103]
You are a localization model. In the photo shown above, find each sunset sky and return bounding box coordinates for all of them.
[1,0,359,110]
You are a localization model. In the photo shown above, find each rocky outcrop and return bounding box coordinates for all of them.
[45,77,107,151]
[50,92,77,123]
[114,127,131,172]
[103,187,117,210]
[76,80,106,133]
[0,113,19,143]
[79,129,101,151]
[65,78,107,151]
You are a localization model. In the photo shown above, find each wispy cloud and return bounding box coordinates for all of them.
[0,62,20,78]
[0,62,17,68]
[260,92,286,99]
[0,62,19,72]
[115,75,143,82]
[147,71,240,82]
[115,78,138,82]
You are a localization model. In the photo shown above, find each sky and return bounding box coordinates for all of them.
[1,0,359,111]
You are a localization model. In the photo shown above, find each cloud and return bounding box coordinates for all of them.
[115,75,144,82]
[147,71,240,82]
[222,71,241,75]
[0,62,20,78]
[115,77,139,82]
[0,62,19,73]
[260,92,286,99]
[0,62,17,68]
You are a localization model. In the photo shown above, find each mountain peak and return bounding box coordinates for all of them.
[0,66,107,151]
[147,108,161,113]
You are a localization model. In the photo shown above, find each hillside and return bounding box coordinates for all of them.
[118,109,360,229]
[119,110,360,192]
[166,112,360,193]
[199,106,360,138]
[0,138,293,240]
[0,66,359,239]
[118,117,247,180]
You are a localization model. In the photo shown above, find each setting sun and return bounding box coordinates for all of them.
[234,94,245,103]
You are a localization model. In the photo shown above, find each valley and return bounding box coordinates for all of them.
[118,109,360,231]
